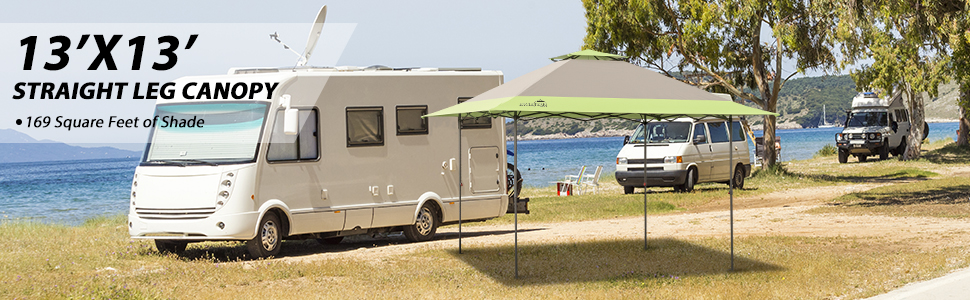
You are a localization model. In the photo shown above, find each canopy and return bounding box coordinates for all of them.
[426,59,773,121]
[427,52,776,278]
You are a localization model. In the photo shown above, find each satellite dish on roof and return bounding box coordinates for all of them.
[298,5,327,66]
[269,5,328,67]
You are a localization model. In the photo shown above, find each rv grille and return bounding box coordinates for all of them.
[627,167,664,172]
[627,158,664,164]
[849,133,864,140]
[135,207,216,220]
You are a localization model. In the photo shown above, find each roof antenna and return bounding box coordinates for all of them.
[269,5,327,67]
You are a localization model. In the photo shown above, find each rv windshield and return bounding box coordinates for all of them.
[631,122,691,144]
[846,111,888,127]
[142,102,270,166]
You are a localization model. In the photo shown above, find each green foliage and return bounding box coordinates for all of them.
[814,144,838,157]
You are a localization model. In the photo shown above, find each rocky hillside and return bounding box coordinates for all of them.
[505,75,963,139]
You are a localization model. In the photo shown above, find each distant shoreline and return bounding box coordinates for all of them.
[508,119,961,141]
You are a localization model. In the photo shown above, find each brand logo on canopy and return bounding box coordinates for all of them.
[519,99,547,107]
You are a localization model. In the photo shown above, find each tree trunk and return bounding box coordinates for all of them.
[904,88,924,160]
[959,90,969,146]
[763,114,778,167]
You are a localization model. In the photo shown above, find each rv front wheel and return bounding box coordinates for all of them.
[404,203,438,242]
[154,240,187,255]
[247,213,282,258]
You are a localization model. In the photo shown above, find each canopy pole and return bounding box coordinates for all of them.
[513,116,520,278]
[458,114,463,254]
[729,115,735,271]
[641,117,648,250]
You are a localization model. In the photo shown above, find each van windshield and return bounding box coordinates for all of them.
[846,111,887,127]
[141,102,270,166]
[631,122,691,144]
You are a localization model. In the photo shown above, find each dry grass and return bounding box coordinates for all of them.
[2,216,967,299]
[809,176,970,218]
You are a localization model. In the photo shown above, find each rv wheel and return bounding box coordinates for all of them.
[247,213,282,258]
[154,240,187,255]
[506,163,522,199]
[838,149,848,164]
[404,203,439,242]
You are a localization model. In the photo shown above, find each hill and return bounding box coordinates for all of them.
[0,129,141,163]
[505,75,963,138]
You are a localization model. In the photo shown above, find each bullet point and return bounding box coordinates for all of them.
[16,119,22,125]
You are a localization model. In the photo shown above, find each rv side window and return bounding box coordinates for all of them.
[730,121,746,142]
[458,97,492,129]
[693,123,707,144]
[396,105,429,135]
[267,108,319,162]
[347,107,385,147]
[708,121,729,143]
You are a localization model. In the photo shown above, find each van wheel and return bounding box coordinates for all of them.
[838,149,848,164]
[731,165,745,190]
[624,186,634,194]
[154,240,187,255]
[404,203,438,242]
[247,213,282,258]
[858,155,867,162]
[678,168,696,193]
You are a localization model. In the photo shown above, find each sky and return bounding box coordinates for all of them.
[1,1,587,149]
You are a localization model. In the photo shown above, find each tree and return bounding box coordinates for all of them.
[582,0,839,168]
[840,0,964,159]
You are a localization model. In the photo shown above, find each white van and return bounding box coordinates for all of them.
[128,66,514,258]
[615,118,751,193]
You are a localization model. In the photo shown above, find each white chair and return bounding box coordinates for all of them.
[556,166,586,196]
[580,166,603,194]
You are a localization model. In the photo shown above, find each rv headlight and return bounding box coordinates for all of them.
[222,179,232,187]
[664,156,682,164]
[868,133,876,140]
[219,191,230,199]
[617,157,628,164]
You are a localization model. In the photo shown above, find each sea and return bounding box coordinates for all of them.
[0,122,960,226]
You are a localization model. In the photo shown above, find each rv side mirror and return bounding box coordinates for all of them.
[693,135,706,144]
[280,94,299,136]
[623,136,630,145]
[284,108,299,135]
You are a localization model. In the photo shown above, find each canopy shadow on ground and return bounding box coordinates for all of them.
[834,184,970,207]
[448,238,784,285]
[174,228,546,262]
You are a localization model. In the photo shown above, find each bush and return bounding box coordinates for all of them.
[815,144,838,157]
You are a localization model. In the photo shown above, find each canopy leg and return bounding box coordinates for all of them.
[513,118,520,279]
[729,115,735,271]
[458,114,463,254]
[642,118,648,250]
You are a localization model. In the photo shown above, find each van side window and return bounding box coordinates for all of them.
[396,105,429,135]
[730,121,746,142]
[708,121,729,143]
[458,97,492,129]
[267,108,319,162]
[347,107,384,147]
[693,123,707,144]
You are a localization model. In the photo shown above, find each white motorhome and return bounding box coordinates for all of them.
[615,118,751,194]
[835,92,913,163]
[128,67,515,257]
